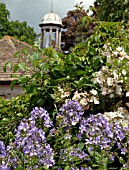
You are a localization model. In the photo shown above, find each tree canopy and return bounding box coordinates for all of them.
[0,3,10,37]
[61,3,95,53]
[0,2,37,45]
[93,0,129,22]
[61,1,129,52]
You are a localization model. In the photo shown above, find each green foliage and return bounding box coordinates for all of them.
[8,20,37,45]
[9,47,96,115]
[0,2,37,45]
[72,21,129,65]
[5,21,128,116]
[93,0,129,22]
[0,3,10,38]
[0,94,32,144]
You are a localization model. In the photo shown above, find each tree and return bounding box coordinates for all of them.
[0,2,37,45]
[61,2,95,53]
[0,3,10,38]
[93,0,129,22]
[8,21,37,45]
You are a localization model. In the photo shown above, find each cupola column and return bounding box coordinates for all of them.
[49,28,52,47]
[55,28,59,47]
[58,29,61,47]
[43,29,46,48]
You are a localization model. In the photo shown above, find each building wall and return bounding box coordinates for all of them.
[0,84,23,99]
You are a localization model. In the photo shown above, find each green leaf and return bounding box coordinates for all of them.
[77,142,85,150]
[7,62,12,69]
[50,94,55,99]
[30,52,40,62]
[3,63,7,72]
[81,16,87,25]
[76,70,85,75]
[15,165,24,170]
[18,63,26,71]
[13,64,19,73]
[65,166,70,170]
[10,80,17,90]
[89,47,96,55]
[2,118,9,121]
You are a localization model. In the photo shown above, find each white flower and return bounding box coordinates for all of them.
[119,55,125,60]
[80,98,87,106]
[109,93,114,98]
[102,87,107,96]
[121,120,129,127]
[113,51,118,56]
[107,77,114,86]
[61,91,70,98]
[90,89,98,95]
[116,85,122,95]
[58,87,64,93]
[94,77,101,84]
[120,51,126,56]
[108,88,113,93]
[72,91,80,100]
[101,66,108,71]
[116,46,123,52]
[126,55,129,59]
[112,71,118,80]
[107,55,111,62]
[126,92,129,97]
[126,102,129,107]
[103,44,108,49]
[122,69,126,76]
[93,97,99,104]
[118,79,123,83]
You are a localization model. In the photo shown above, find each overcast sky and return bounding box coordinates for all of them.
[1,0,95,34]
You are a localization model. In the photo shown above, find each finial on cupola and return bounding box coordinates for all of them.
[51,0,53,13]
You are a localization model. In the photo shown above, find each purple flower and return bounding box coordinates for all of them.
[30,107,53,128]
[79,113,127,153]
[69,148,89,160]
[13,114,54,168]
[57,100,84,127]
[121,148,127,155]
[0,141,6,158]
[0,164,11,170]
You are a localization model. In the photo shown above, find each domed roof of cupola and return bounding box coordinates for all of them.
[39,12,62,27]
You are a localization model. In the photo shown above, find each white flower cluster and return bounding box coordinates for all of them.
[94,47,129,98]
[112,47,129,61]
[103,46,129,62]
[72,89,99,109]
[94,66,124,98]
[57,86,70,99]
[103,107,129,127]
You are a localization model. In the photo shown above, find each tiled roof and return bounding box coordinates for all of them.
[0,36,33,81]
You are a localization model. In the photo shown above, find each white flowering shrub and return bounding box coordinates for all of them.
[94,47,129,98]
[104,107,129,127]
[53,46,129,127]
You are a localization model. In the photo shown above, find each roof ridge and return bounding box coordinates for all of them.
[0,35,32,48]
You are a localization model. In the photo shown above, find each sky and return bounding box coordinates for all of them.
[1,0,95,34]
